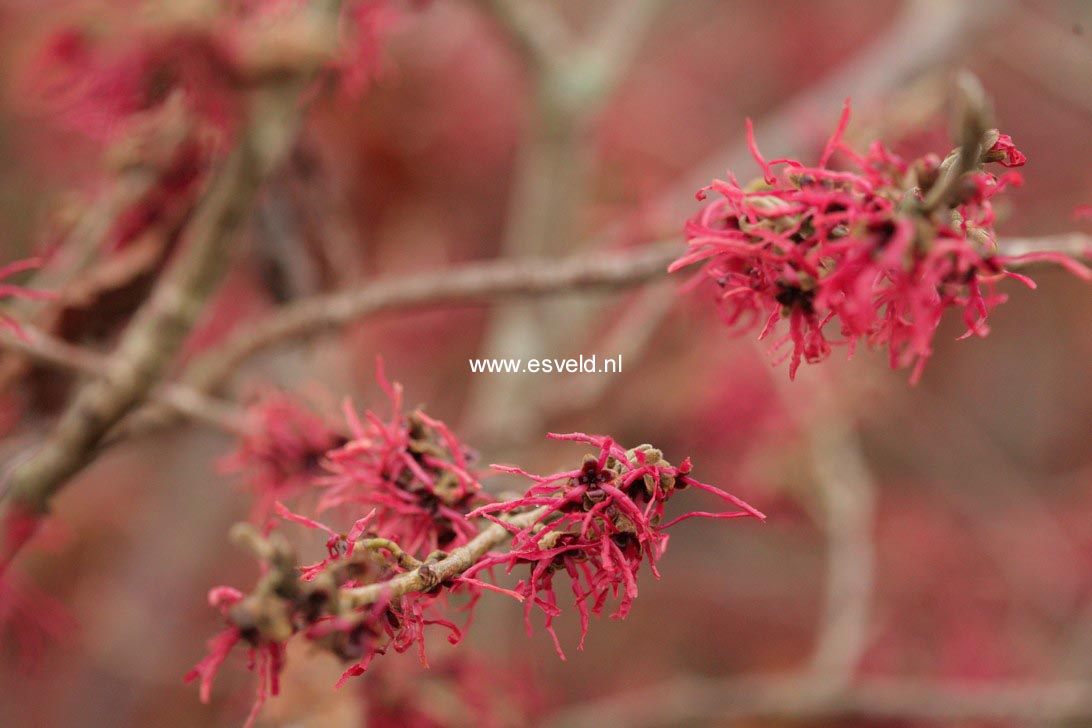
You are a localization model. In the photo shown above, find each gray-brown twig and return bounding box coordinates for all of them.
[174,240,680,398]
[0,326,249,436]
[341,506,546,608]
[0,9,337,546]
[172,233,1086,398]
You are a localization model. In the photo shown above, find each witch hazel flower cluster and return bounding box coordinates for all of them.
[672,103,1092,382]
[28,0,396,141]
[22,1,397,254]
[187,488,494,728]
[219,390,346,525]
[468,433,765,657]
[317,365,489,556]
[189,375,762,725]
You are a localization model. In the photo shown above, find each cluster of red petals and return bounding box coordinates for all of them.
[0,258,55,338]
[220,392,345,525]
[672,104,1092,382]
[23,2,395,254]
[316,364,489,556]
[468,433,764,656]
[184,587,284,728]
[264,503,480,683]
[336,0,400,97]
[195,387,760,721]
[26,1,395,141]
[0,570,76,670]
[193,370,502,720]
[188,500,500,725]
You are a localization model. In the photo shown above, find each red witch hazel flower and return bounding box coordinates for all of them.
[468,433,764,657]
[184,586,284,728]
[0,570,77,670]
[186,499,511,724]
[190,371,760,724]
[25,0,398,140]
[672,102,1091,382]
[317,362,489,556]
[220,391,346,525]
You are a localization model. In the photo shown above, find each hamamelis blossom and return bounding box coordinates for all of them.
[317,363,489,556]
[186,501,513,724]
[0,571,76,670]
[28,23,238,141]
[220,392,345,525]
[184,586,284,728]
[672,104,1091,382]
[468,433,765,657]
[27,1,396,141]
[192,371,762,725]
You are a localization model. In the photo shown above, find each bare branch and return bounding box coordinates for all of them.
[0,80,310,524]
[766,362,877,683]
[582,0,669,100]
[176,241,680,397]
[172,231,1084,398]
[470,0,571,72]
[0,327,249,436]
[660,0,1007,221]
[998,233,1092,261]
[341,506,546,608]
[802,416,877,681]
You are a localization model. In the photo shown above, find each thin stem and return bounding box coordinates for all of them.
[766,361,877,685]
[0,80,316,567]
[802,414,876,682]
[175,233,1081,397]
[463,0,665,443]
[0,326,249,436]
[919,72,992,214]
[341,506,546,608]
[355,538,423,570]
[470,0,571,73]
[177,241,679,397]
[999,233,1091,260]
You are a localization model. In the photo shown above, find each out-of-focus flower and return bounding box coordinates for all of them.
[184,586,284,728]
[336,0,399,97]
[317,362,489,557]
[672,104,1091,382]
[983,132,1027,167]
[469,433,764,656]
[186,498,506,720]
[24,1,398,142]
[0,571,76,671]
[220,392,346,525]
[27,23,239,141]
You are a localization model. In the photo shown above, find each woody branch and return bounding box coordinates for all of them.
[0,1,346,565]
